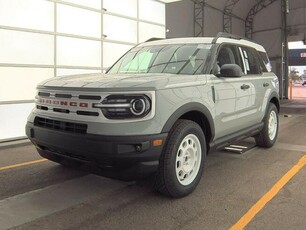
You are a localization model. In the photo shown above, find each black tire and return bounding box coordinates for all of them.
[255,103,279,148]
[154,119,206,198]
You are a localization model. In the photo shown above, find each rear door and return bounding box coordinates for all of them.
[238,46,268,123]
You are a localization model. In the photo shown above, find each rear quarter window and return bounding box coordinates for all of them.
[258,51,272,72]
[239,46,261,75]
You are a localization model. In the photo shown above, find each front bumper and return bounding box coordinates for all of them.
[26,122,167,179]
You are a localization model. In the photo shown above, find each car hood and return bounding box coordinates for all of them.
[38,73,208,91]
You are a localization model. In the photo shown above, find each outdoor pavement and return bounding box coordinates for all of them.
[290,82,306,100]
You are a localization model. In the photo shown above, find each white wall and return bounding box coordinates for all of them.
[0,0,166,141]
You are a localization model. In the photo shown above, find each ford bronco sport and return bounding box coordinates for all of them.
[26,33,280,198]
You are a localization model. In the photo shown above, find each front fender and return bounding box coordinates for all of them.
[161,102,215,141]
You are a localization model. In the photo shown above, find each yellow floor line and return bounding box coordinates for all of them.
[230,155,306,230]
[0,159,48,171]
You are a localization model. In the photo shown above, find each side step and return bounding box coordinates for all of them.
[223,141,256,154]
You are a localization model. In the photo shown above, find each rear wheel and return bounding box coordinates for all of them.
[155,119,206,198]
[255,103,279,148]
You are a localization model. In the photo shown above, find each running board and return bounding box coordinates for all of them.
[209,122,263,153]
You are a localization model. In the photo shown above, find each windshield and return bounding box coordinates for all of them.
[108,44,212,75]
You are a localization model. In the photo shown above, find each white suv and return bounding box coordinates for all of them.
[26,33,280,197]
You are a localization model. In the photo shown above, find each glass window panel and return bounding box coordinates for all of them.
[103,0,137,18]
[0,67,54,102]
[0,30,54,65]
[139,22,165,43]
[103,15,137,43]
[57,36,101,67]
[139,0,165,25]
[128,51,154,72]
[57,68,101,76]
[57,4,101,38]
[0,103,34,140]
[109,44,212,75]
[0,0,54,31]
[60,0,101,9]
[103,42,133,68]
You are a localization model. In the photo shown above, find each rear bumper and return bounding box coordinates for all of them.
[26,122,167,179]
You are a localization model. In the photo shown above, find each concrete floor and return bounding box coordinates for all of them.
[0,100,305,230]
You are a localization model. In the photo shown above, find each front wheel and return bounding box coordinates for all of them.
[155,119,206,198]
[255,103,279,148]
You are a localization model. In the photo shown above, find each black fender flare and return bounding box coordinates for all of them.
[267,91,280,112]
[161,102,215,142]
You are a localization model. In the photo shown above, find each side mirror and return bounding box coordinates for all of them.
[220,64,244,78]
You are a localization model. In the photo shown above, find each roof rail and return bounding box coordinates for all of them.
[145,37,165,42]
[212,32,254,44]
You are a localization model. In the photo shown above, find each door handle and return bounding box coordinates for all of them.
[240,84,250,90]
[263,83,269,87]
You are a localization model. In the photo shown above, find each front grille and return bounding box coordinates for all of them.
[38,92,50,97]
[37,105,48,111]
[76,111,99,116]
[53,108,70,113]
[37,91,101,101]
[34,117,87,134]
[37,91,102,117]
[79,95,101,100]
[55,93,72,99]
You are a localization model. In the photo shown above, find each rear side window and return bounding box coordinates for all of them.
[238,47,261,75]
[258,51,271,72]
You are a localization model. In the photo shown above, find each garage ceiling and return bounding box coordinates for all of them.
[186,0,305,99]
[205,0,276,19]
[194,0,306,40]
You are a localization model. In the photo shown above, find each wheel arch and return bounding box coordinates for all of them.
[161,103,215,151]
[269,92,280,113]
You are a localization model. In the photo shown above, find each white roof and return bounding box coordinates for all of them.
[216,37,266,52]
[138,36,266,53]
[138,37,214,47]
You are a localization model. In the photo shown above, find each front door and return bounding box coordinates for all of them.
[212,44,256,139]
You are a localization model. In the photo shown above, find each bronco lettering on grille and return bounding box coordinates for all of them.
[39,98,89,108]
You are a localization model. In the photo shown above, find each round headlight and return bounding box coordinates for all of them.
[131,99,146,116]
[95,94,152,119]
